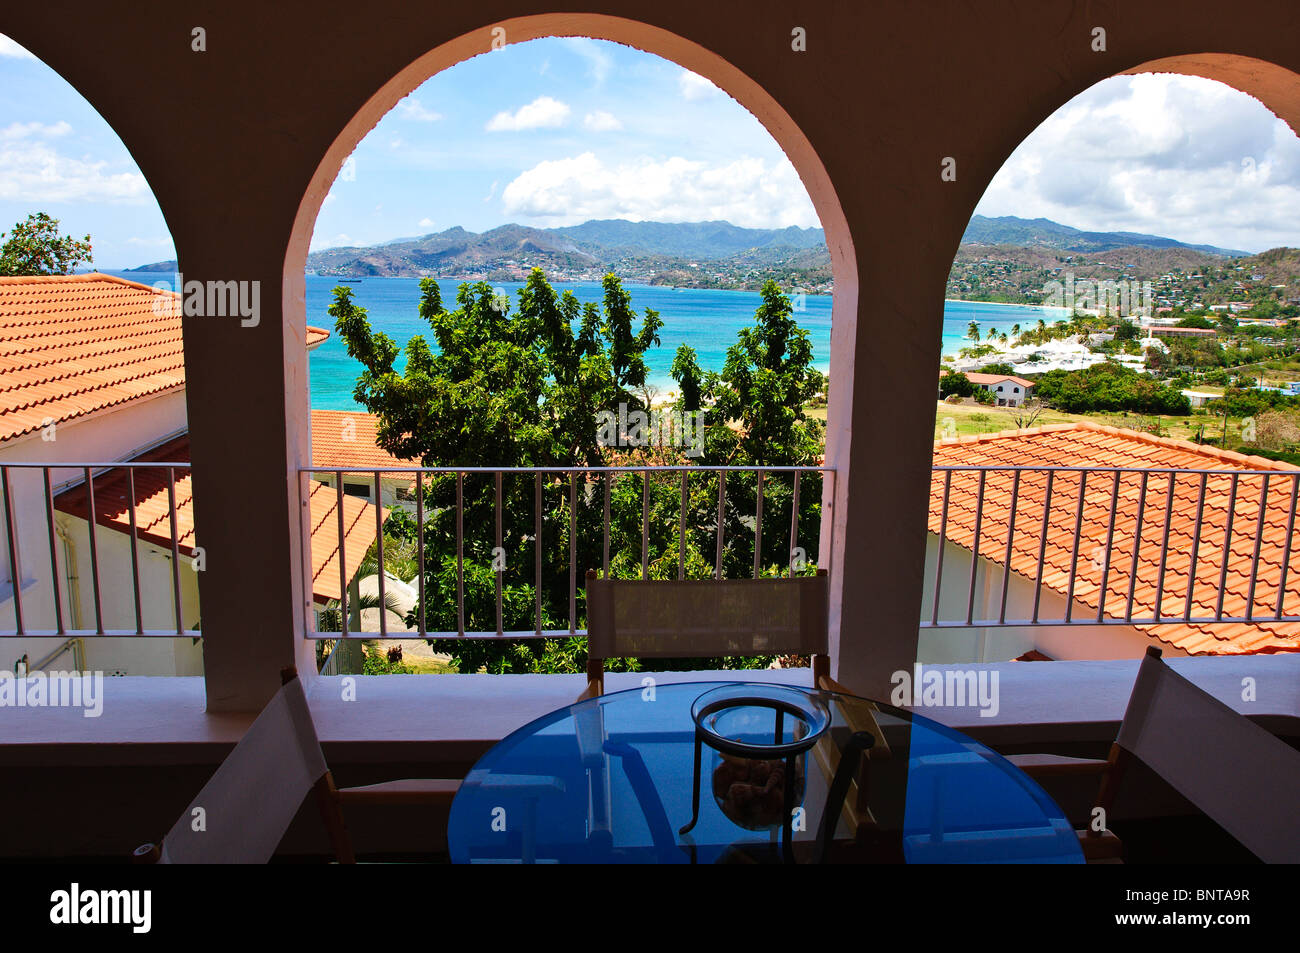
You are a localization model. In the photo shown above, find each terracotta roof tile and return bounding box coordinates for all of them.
[932,421,1300,656]
[0,273,330,443]
[311,409,420,478]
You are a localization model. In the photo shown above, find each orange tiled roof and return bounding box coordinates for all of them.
[0,273,330,444]
[54,436,382,605]
[311,409,419,478]
[964,372,1036,389]
[931,422,1300,656]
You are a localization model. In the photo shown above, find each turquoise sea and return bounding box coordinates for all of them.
[112,272,1067,411]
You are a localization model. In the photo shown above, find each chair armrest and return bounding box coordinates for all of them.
[336,778,461,806]
[576,678,602,702]
[1005,753,1110,778]
[818,674,892,761]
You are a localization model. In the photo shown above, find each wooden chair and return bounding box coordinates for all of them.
[134,667,459,863]
[1007,646,1300,864]
[581,568,831,699]
[582,569,890,852]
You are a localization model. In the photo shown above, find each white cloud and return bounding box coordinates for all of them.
[486,96,571,131]
[678,70,719,101]
[1,120,72,139]
[583,110,623,132]
[397,98,443,122]
[562,38,612,86]
[418,217,435,228]
[0,140,148,203]
[0,35,35,59]
[484,180,499,203]
[501,152,817,228]
[975,73,1300,252]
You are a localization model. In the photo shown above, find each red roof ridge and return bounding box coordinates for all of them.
[936,419,1300,471]
[0,271,180,298]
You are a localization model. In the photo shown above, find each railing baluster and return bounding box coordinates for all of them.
[336,474,348,640]
[417,471,427,638]
[167,467,184,635]
[376,471,387,639]
[1153,472,1176,622]
[641,470,650,581]
[1124,470,1149,624]
[1215,472,1239,622]
[1031,469,1054,624]
[1,468,24,636]
[43,470,65,636]
[84,467,103,635]
[998,468,1020,624]
[1275,474,1299,620]
[931,469,952,625]
[965,469,987,626]
[535,472,542,635]
[125,468,143,635]
[754,471,765,579]
[678,470,687,580]
[569,472,577,634]
[789,470,801,578]
[1184,472,1209,622]
[1063,471,1088,624]
[602,472,610,578]
[456,470,464,638]
[1096,469,1121,623]
[494,471,502,636]
[1246,472,1269,622]
[715,471,726,580]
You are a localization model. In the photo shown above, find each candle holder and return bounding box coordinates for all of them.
[680,684,832,863]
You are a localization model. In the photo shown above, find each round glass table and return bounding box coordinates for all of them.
[447,681,1083,864]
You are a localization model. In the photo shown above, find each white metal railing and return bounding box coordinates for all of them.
[300,465,834,641]
[0,461,194,638]
[924,464,1300,629]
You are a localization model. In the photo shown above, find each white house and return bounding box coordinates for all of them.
[924,422,1297,663]
[0,273,379,675]
[963,372,1036,407]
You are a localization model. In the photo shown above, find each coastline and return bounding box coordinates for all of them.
[944,298,1071,311]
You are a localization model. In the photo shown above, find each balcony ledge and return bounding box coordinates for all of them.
[0,657,1296,768]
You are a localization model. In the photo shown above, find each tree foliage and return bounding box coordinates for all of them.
[332,271,825,674]
[0,213,92,276]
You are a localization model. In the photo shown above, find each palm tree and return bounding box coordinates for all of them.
[967,321,980,344]
[1011,322,1021,338]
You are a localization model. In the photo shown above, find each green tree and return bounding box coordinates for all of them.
[0,213,92,276]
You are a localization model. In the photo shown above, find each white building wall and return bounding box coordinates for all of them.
[0,391,192,675]
[918,535,1187,663]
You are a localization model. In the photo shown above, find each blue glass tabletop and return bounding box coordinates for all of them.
[447,681,1083,864]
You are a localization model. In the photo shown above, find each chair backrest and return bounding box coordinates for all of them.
[585,571,829,662]
[1113,647,1300,864]
[156,674,330,863]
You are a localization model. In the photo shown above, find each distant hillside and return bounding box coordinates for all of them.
[131,216,1281,297]
[961,215,1248,257]
[125,259,177,272]
[303,219,833,291]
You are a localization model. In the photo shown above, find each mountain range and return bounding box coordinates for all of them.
[127,216,1259,293]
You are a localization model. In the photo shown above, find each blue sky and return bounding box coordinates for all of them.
[3,32,1300,268]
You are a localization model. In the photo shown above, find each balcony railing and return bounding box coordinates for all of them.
[6,460,1296,651]
[924,464,1300,629]
[0,461,195,638]
[299,465,834,642]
